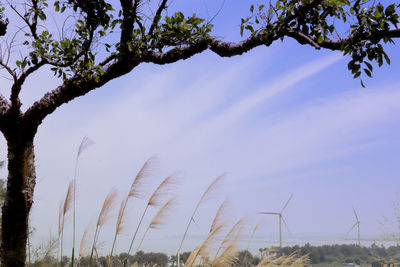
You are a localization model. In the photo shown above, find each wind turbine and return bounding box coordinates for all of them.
[348,206,361,246]
[257,194,293,248]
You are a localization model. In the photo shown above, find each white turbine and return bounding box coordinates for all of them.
[347,206,361,246]
[258,194,293,248]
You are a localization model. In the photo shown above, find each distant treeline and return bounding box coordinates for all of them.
[26,244,400,266]
[271,243,400,265]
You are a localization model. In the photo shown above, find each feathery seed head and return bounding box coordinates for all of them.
[150,198,178,229]
[97,189,118,227]
[128,156,158,199]
[148,174,179,207]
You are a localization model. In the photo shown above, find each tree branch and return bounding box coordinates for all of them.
[286,29,321,49]
[8,1,39,40]
[23,57,140,128]
[209,33,279,57]
[10,61,47,108]
[0,60,17,81]
[120,0,135,53]
[22,22,400,130]
[308,28,400,51]
[148,0,168,37]
[30,0,39,40]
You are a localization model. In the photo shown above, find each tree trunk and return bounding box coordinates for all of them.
[1,131,36,266]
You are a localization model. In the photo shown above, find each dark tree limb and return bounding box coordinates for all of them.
[0,61,17,81]
[24,57,140,128]
[303,28,400,51]
[286,29,321,49]
[120,0,135,53]
[148,0,168,37]
[8,2,38,41]
[29,0,39,40]
[22,23,400,129]
[10,61,46,109]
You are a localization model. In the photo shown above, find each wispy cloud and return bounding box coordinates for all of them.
[7,47,399,255]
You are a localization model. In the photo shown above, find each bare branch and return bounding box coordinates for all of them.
[10,60,47,108]
[286,29,321,49]
[29,0,39,40]
[0,60,17,81]
[99,54,117,67]
[8,2,38,40]
[148,0,168,37]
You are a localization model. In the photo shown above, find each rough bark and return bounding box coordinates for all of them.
[1,121,36,266]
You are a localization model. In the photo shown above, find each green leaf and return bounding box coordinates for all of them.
[250,4,254,13]
[364,61,373,71]
[38,12,47,21]
[245,25,255,33]
[383,52,391,65]
[374,7,381,18]
[363,68,372,77]
[385,4,396,16]
[276,1,282,10]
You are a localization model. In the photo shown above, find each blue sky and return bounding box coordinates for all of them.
[1,0,400,257]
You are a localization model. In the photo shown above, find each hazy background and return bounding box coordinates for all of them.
[1,0,400,256]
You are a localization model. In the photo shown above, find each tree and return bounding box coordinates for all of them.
[0,0,399,265]
[0,161,5,237]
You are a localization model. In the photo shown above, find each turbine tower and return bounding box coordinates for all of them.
[347,206,361,246]
[258,194,293,248]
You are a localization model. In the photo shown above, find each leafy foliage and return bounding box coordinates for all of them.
[241,0,400,86]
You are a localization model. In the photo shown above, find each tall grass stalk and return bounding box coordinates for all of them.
[177,174,226,267]
[212,243,239,267]
[210,198,231,234]
[89,189,118,267]
[38,236,58,267]
[113,156,158,267]
[244,219,264,266]
[135,198,177,254]
[256,251,310,267]
[78,224,90,267]
[127,174,178,256]
[58,181,74,266]
[108,196,128,266]
[72,137,94,267]
[214,217,247,260]
[184,224,226,267]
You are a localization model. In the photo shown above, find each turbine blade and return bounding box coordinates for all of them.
[257,212,279,215]
[281,194,293,213]
[353,206,359,221]
[281,216,291,234]
[347,222,357,234]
